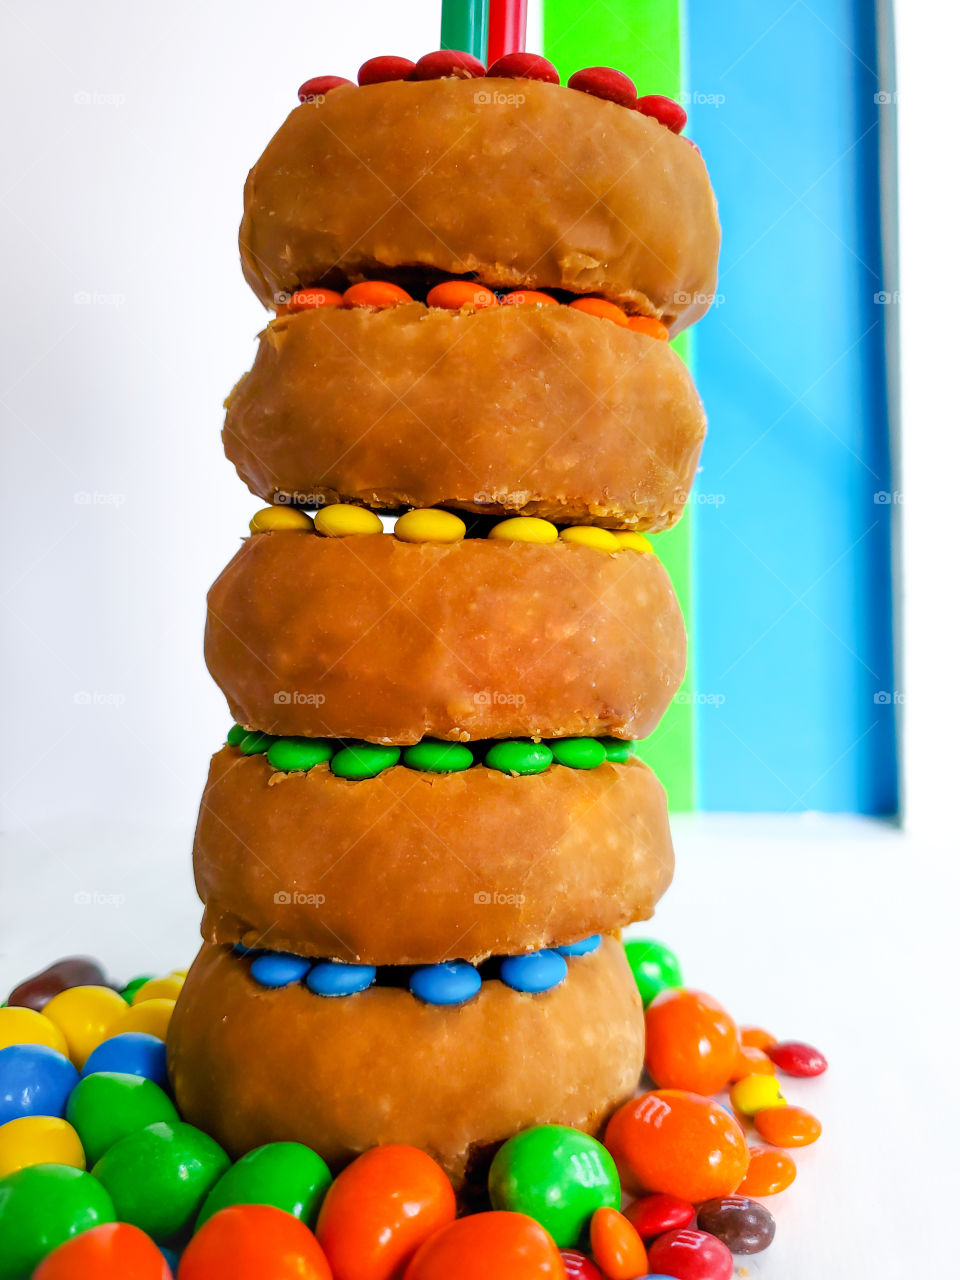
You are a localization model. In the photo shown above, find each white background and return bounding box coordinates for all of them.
[1,2,958,1276]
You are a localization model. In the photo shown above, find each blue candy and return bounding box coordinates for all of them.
[556,934,602,957]
[81,1032,169,1088]
[409,962,482,1006]
[160,1246,180,1275]
[0,1044,79,1124]
[305,962,376,997]
[499,949,568,994]
[250,952,313,988]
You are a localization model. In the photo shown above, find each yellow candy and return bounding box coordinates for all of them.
[132,975,184,1005]
[488,517,559,545]
[0,1007,68,1056]
[559,526,621,553]
[613,531,654,554]
[170,969,189,978]
[313,504,384,537]
[394,508,466,544]
[109,998,176,1042]
[0,1116,85,1178]
[248,506,314,533]
[42,986,129,1068]
[730,1073,788,1117]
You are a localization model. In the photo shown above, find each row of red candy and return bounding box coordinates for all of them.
[298,51,688,134]
[278,280,670,341]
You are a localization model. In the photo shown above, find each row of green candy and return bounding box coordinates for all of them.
[226,726,643,779]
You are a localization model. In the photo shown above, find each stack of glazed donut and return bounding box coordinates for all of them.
[167,52,720,1188]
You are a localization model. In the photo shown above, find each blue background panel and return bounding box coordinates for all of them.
[688,0,897,813]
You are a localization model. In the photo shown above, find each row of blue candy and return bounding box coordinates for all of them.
[238,935,602,1004]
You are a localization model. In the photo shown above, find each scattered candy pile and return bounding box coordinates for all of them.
[0,943,825,1278]
[295,51,688,135]
[275,278,671,339]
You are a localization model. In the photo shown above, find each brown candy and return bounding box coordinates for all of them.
[7,957,108,1011]
[696,1196,776,1255]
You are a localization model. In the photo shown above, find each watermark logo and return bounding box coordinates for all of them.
[73,691,126,708]
[474,690,526,707]
[74,890,125,906]
[74,491,126,507]
[474,890,526,906]
[474,88,525,106]
[677,90,726,107]
[74,90,125,108]
[274,691,326,706]
[874,490,903,505]
[874,690,904,706]
[674,691,726,707]
[74,291,125,308]
[874,90,899,105]
[274,889,326,906]
[874,290,901,305]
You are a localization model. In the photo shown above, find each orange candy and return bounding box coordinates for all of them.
[287,287,344,312]
[342,281,413,308]
[589,1207,648,1280]
[316,1144,456,1280]
[179,1205,332,1280]
[739,1026,777,1051]
[626,315,670,341]
[729,1044,776,1082]
[500,290,559,307]
[605,1090,749,1203]
[426,280,498,310]
[754,1104,822,1148]
[34,1223,172,1280]
[569,297,629,326]
[403,1211,565,1280]
[644,989,739,1094]
[737,1146,797,1197]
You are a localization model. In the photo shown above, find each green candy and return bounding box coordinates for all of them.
[196,1141,332,1230]
[484,741,554,776]
[597,736,632,763]
[226,723,246,747]
[548,738,606,769]
[267,737,334,772]
[624,937,683,1006]
[488,1125,620,1248]
[120,975,153,1004]
[330,743,401,780]
[402,741,474,773]
[93,1120,230,1243]
[67,1071,179,1164]
[239,731,274,756]
[0,1164,116,1280]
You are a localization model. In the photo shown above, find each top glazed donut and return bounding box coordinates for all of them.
[239,78,720,332]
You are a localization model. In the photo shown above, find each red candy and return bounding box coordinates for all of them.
[357,55,416,85]
[624,1192,696,1240]
[647,1229,733,1280]
[414,50,486,81]
[559,1249,602,1280]
[567,67,637,109]
[298,76,353,103]
[637,93,688,133]
[767,1040,828,1077]
[315,1144,455,1280]
[33,1223,172,1280]
[179,1206,332,1280]
[487,53,560,84]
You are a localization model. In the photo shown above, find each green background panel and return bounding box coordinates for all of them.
[544,0,696,810]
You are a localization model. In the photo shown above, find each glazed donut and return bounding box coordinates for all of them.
[204,531,686,742]
[166,938,644,1185]
[223,304,706,530]
[196,747,673,965]
[239,78,720,330]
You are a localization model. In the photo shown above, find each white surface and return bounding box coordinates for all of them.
[0,0,443,832]
[2,813,957,1275]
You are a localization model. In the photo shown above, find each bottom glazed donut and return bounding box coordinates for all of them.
[166,938,644,1185]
